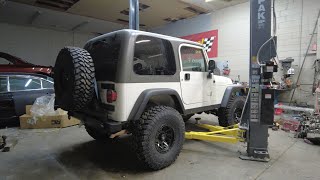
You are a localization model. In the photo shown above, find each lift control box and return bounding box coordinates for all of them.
[260,88,274,125]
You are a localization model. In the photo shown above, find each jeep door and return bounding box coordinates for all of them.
[179,44,213,106]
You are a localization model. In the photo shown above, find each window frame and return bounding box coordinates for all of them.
[178,44,208,72]
[133,35,176,76]
[5,75,53,92]
[41,79,54,89]
[0,75,9,93]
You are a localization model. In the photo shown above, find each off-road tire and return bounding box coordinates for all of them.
[132,106,185,170]
[182,114,194,122]
[218,96,246,127]
[54,47,95,111]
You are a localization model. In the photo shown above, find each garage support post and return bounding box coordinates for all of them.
[129,0,139,30]
[239,0,274,162]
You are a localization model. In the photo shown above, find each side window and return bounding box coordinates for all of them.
[42,79,53,89]
[133,35,176,75]
[0,77,8,92]
[9,76,41,91]
[180,46,206,72]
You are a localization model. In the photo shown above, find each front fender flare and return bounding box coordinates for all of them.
[220,85,247,108]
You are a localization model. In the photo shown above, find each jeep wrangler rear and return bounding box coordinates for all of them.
[54,29,246,170]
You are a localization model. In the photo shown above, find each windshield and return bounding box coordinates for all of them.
[86,34,121,81]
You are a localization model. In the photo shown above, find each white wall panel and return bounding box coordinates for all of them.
[152,0,320,105]
[0,23,94,66]
[152,3,250,82]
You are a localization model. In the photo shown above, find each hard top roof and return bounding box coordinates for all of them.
[88,29,203,47]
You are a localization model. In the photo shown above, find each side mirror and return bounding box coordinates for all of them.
[208,60,216,72]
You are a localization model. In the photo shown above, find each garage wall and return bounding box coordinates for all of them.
[152,2,250,82]
[275,0,320,105]
[152,0,320,105]
[270,0,320,105]
[0,22,94,66]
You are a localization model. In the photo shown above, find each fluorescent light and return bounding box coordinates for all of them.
[25,79,32,87]
[136,40,151,44]
[205,0,215,2]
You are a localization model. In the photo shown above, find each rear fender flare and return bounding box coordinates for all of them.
[128,88,185,121]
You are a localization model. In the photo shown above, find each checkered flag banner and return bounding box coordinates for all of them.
[203,36,215,52]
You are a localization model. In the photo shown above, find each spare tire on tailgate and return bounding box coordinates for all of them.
[54,47,95,111]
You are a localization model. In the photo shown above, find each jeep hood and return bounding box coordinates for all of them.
[214,75,233,86]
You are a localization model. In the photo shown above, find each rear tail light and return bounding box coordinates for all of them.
[107,90,117,103]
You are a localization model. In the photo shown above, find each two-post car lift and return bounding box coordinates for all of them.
[185,0,277,162]
[128,0,277,162]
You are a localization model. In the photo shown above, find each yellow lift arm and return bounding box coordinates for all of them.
[185,123,246,144]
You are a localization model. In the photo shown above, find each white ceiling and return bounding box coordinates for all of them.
[0,0,248,34]
[0,1,125,34]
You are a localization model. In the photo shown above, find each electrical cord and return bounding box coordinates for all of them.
[256,0,278,66]
[272,40,279,65]
[271,0,279,67]
[256,36,275,66]
[272,0,277,36]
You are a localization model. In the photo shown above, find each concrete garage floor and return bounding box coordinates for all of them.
[0,114,319,180]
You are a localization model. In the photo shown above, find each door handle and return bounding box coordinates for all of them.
[185,73,190,80]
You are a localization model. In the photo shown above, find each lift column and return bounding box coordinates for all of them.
[129,0,140,30]
[240,0,276,161]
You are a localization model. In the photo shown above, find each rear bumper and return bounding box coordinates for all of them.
[73,110,123,134]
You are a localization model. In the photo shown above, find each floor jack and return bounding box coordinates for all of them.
[185,0,277,162]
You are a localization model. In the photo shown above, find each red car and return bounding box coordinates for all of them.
[0,52,52,76]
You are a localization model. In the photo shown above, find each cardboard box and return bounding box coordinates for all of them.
[21,105,80,129]
[20,109,80,129]
[26,105,67,116]
[26,105,32,115]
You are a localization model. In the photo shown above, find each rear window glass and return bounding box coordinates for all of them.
[86,34,121,81]
[9,77,41,91]
[133,35,176,75]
